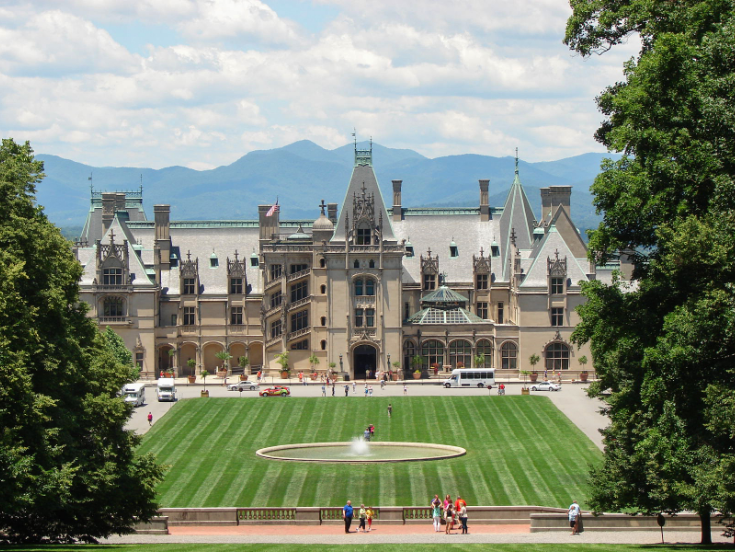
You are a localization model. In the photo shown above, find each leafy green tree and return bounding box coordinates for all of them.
[0,139,163,543]
[565,0,735,543]
[103,326,133,368]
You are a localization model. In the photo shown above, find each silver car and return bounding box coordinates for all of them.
[227,381,260,392]
[530,381,561,392]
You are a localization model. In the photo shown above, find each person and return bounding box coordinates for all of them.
[568,499,581,535]
[368,424,375,438]
[352,381,356,393]
[364,385,369,397]
[387,403,392,418]
[444,504,454,534]
[343,500,354,533]
[443,494,452,511]
[357,504,367,532]
[257,369,262,382]
[364,428,371,441]
[366,506,374,531]
[403,384,408,395]
[147,412,153,426]
[498,383,505,395]
[298,371,303,383]
[459,503,468,534]
[321,384,326,397]
[380,378,385,390]
[369,385,373,397]
[331,382,335,396]
[431,494,442,532]
[344,384,349,397]
[454,495,466,513]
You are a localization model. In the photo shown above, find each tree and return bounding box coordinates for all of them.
[528,354,540,373]
[0,139,163,543]
[565,1,735,543]
[474,353,486,368]
[214,350,232,373]
[104,326,133,368]
[308,353,319,373]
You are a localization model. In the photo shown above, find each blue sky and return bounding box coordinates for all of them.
[0,0,638,169]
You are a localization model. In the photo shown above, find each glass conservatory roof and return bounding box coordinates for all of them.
[406,307,487,325]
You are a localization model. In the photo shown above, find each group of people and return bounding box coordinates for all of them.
[363,424,375,441]
[431,494,468,534]
[342,501,375,533]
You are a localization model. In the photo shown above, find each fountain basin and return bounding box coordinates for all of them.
[256,441,466,463]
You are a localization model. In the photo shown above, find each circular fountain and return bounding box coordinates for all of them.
[256,439,466,463]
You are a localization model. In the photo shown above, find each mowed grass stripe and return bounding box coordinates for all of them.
[142,396,601,508]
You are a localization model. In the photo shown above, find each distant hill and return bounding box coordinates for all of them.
[35,141,618,237]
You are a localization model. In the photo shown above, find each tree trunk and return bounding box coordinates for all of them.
[699,508,712,545]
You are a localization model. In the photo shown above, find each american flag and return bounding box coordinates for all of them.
[266,201,279,217]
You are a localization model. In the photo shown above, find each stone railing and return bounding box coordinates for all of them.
[229,325,245,334]
[264,276,284,291]
[287,327,311,341]
[98,316,130,324]
[353,328,376,337]
[288,295,311,311]
[287,268,311,282]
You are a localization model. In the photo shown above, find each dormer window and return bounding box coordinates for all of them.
[103,267,123,286]
[183,278,196,295]
[551,277,564,294]
[491,244,500,257]
[210,253,219,268]
[250,254,259,267]
[450,241,459,258]
[230,278,243,295]
[476,274,488,290]
[356,228,371,245]
[406,245,414,257]
[423,274,436,291]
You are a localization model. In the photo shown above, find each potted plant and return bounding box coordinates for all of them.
[411,354,423,379]
[520,370,531,395]
[474,353,486,369]
[215,350,232,378]
[238,356,249,380]
[456,361,464,369]
[579,355,589,381]
[276,351,290,379]
[200,370,209,397]
[328,361,336,381]
[167,348,176,375]
[529,354,540,382]
[308,353,320,380]
[187,358,197,384]
[392,361,401,380]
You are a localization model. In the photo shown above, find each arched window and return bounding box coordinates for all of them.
[320,284,326,294]
[354,278,363,296]
[320,258,326,268]
[476,339,493,367]
[102,296,125,318]
[545,342,570,370]
[449,340,472,368]
[365,278,375,296]
[320,340,326,350]
[403,340,416,372]
[369,259,375,268]
[501,342,517,370]
[421,339,445,369]
[320,316,326,326]
[353,260,360,269]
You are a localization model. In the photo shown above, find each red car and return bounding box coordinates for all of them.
[259,386,290,397]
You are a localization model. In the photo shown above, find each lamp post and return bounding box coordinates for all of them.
[339,353,345,381]
[387,353,391,383]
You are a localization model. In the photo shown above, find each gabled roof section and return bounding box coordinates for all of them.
[499,156,537,281]
[520,225,590,288]
[331,144,395,242]
[420,285,469,309]
[101,216,156,286]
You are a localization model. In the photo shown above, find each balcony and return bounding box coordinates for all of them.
[263,303,282,318]
[266,334,282,347]
[264,275,284,292]
[286,268,310,282]
[354,295,376,306]
[229,325,246,334]
[179,325,197,335]
[93,283,133,292]
[352,328,376,337]
[98,316,130,324]
[288,295,311,311]
[287,327,311,342]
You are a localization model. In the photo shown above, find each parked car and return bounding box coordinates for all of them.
[530,381,561,392]
[259,386,290,397]
[227,381,259,392]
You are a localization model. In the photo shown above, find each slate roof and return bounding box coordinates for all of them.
[499,167,537,282]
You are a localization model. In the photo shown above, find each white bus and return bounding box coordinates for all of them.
[442,368,495,389]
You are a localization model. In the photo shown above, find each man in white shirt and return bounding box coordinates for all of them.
[568,500,581,535]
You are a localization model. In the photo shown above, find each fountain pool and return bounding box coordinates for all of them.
[256,440,466,463]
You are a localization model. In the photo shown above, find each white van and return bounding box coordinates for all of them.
[157,377,177,402]
[443,368,495,389]
[123,383,146,407]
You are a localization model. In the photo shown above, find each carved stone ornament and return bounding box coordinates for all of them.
[473,247,491,274]
[547,249,567,277]
[181,251,198,277]
[420,248,439,275]
[227,250,246,277]
[352,183,375,232]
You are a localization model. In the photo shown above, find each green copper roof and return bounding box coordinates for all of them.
[420,285,468,308]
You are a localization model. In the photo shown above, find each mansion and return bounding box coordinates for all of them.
[74,145,624,380]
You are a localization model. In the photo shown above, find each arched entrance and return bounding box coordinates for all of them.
[353,344,377,380]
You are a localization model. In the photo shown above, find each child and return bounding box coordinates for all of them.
[366,506,374,531]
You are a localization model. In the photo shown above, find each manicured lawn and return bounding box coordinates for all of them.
[1,545,729,552]
[137,396,601,509]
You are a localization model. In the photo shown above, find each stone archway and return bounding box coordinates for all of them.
[353,344,377,380]
[158,344,175,374]
[202,342,224,373]
[180,343,198,376]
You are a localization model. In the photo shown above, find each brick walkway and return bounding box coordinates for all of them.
[170,523,530,536]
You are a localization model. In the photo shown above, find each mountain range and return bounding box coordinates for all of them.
[35,140,618,237]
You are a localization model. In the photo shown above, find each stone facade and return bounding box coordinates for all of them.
[75,145,625,380]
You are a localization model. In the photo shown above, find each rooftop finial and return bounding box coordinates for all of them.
[319,199,326,215]
[89,172,93,196]
[515,147,519,176]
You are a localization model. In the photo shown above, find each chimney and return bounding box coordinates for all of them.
[392,180,402,222]
[259,204,279,241]
[327,203,338,224]
[101,192,115,234]
[154,204,171,271]
[541,186,572,219]
[479,179,490,222]
[115,192,126,212]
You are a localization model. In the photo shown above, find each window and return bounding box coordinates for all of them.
[501,342,517,369]
[320,340,326,351]
[404,302,410,320]
[320,284,326,294]
[183,306,196,326]
[477,302,488,319]
[369,259,375,268]
[366,308,375,327]
[290,339,308,350]
[270,319,282,339]
[356,228,371,245]
[449,340,472,368]
[170,314,177,326]
[135,351,144,370]
[230,278,243,295]
[354,278,363,296]
[545,342,570,370]
[355,308,364,327]
[103,296,124,317]
[476,339,493,367]
[551,307,564,326]
[497,302,504,324]
[365,279,375,296]
[270,291,282,309]
[423,274,436,291]
[231,306,243,325]
[491,244,500,257]
[210,256,218,268]
[450,245,458,257]
[403,340,416,372]
[290,281,308,302]
[406,245,414,257]
[354,260,360,269]
[290,263,308,274]
[551,277,564,294]
[476,274,488,290]
[319,258,326,268]
[269,264,282,280]
[183,278,195,295]
[102,267,123,286]
[250,256,259,267]
[421,340,445,368]
[321,316,326,326]
[291,310,308,332]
